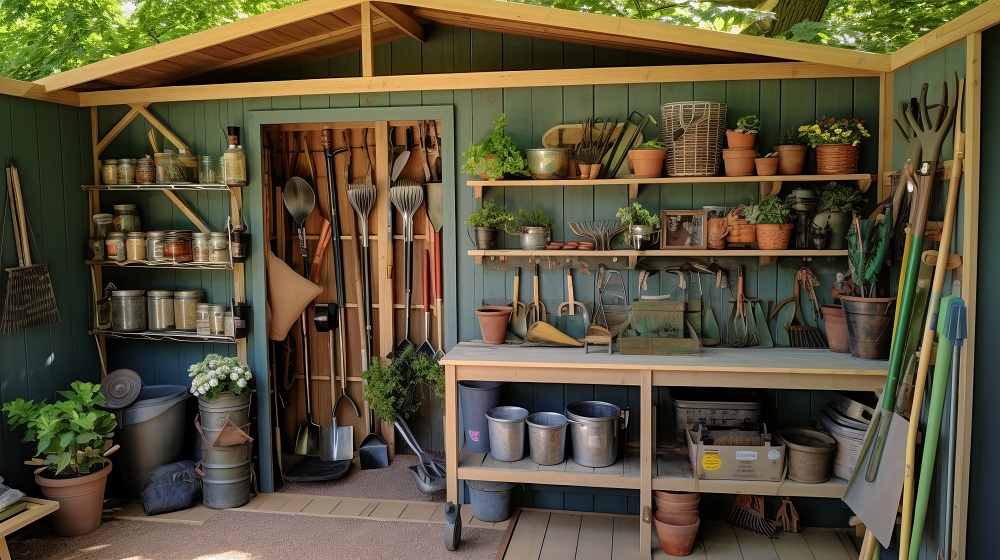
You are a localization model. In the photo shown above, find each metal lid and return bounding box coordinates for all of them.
[113,204,138,212]
[103,159,119,165]
[174,290,204,299]
[146,230,166,238]
[106,231,125,239]
[146,290,174,298]
[111,289,145,297]
[126,231,146,238]
[191,232,210,239]
[100,369,143,410]
[118,158,136,164]
[211,304,227,311]
[92,213,113,221]
[209,232,228,238]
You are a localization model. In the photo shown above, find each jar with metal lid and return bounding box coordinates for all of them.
[117,158,136,185]
[229,228,249,262]
[105,231,126,262]
[209,232,229,262]
[146,230,166,261]
[199,156,223,184]
[135,156,156,185]
[163,230,192,263]
[111,290,146,332]
[210,304,227,335]
[196,303,212,335]
[90,213,113,260]
[174,290,203,331]
[191,232,211,263]
[113,204,141,233]
[101,159,119,185]
[146,290,175,331]
[125,231,147,261]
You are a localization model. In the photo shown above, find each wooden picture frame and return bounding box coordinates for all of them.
[660,210,707,249]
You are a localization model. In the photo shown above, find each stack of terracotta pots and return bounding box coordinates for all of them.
[653,491,700,556]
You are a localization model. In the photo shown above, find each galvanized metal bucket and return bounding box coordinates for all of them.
[198,392,251,446]
[517,226,551,250]
[526,412,568,466]
[565,401,629,467]
[486,406,528,462]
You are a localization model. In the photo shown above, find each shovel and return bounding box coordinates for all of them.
[556,268,589,340]
[417,245,436,358]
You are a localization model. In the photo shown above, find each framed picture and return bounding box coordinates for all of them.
[660,210,707,249]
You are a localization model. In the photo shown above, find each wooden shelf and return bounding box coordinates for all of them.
[468,173,873,199]
[86,260,233,270]
[90,330,236,344]
[458,447,640,490]
[468,248,847,269]
[82,183,231,191]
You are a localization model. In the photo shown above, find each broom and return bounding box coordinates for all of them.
[0,161,61,333]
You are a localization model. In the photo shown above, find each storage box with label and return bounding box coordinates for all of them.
[686,426,785,481]
[671,388,761,442]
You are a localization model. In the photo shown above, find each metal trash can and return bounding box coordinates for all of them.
[120,385,190,498]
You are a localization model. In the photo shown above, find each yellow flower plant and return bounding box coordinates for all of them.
[797,117,871,148]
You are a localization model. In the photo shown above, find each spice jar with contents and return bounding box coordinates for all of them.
[146,290,175,331]
[199,156,223,184]
[135,156,156,185]
[90,213,113,260]
[105,232,126,262]
[211,304,227,335]
[209,232,229,262]
[117,158,136,185]
[101,159,119,185]
[196,303,212,335]
[174,290,203,331]
[191,232,211,263]
[163,230,193,263]
[146,230,166,262]
[111,290,146,332]
[223,126,247,187]
[125,231,147,262]
[229,228,249,262]
[113,204,141,233]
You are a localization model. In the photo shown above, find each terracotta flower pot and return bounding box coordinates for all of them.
[727,220,756,246]
[774,144,807,175]
[655,498,700,513]
[821,304,850,353]
[754,157,779,176]
[654,490,701,504]
[654,516,700,556]
[755,223,793,250]
[722,148,755,177]
[476,306,513,344]
[628,149,666,178]
[655,510,699,526]
[726,130,757,149]
[36,462,112,536]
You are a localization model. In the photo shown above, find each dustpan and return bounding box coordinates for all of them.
[525,321,583,347]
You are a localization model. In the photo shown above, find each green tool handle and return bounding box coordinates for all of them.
[884,236,925,407]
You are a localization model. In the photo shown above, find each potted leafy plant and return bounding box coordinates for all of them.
[841,211,894,359]
[461,114,530,181]
[774,128,807,175]
[465,199,514,249]
[727,115,760,149]
[3,381,119,536]
[514,206,556,250]
[617,201,660,250]
[798,117,871,174]
[814,181,864,249]
[744,195,793,249]
[628,138,667,178]
[754,151,779,176]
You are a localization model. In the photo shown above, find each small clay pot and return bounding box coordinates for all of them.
[655,510,699,526]
[654,516,700,556]
[722,148,756,177]
[755,223,794,250]
[774,144,807,175]
[654,490,701,504]
[628,150,666,178]
[726,130,757,149]
[754,157,779,176]
[655,497,700,512]
[476,306,513,344]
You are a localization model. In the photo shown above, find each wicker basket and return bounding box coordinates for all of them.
[815,144,860,174]
[660,102,727,177]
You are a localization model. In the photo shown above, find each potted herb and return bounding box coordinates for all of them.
[744,195,793,250]
[754,151,779,176]
[841,211,894,359]
[465,199,514,249]
[461,114,530,181]
[3,381,119,536]
[814,181,864,249]
[727,115,760,149]
[514,207,556,250]
[798,117,871,174]
[628,138,667,178]
[774,129,807,175]
[617,201,660,250]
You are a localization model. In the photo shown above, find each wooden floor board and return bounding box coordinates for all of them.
[539,513,582,560]
[276,495,312,513]
[612,516,645,559]
[576,514,614,560]
[398,502,438,521]
[734,527,779,560]
[504,510,549,560]
[772,532,818,559]
[701,522,743,559]
[301,497,340,515]
[369,500,407,519]
[803,530,851,560]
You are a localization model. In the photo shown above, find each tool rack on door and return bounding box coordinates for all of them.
[262,120,445,470]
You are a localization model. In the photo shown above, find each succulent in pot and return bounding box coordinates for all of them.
[814,181,864,250]
[514,206,555,250]
[774,128,808,175]
[616,201,660,250]
[465,199,514,250]
[628,139,668,178]
[754,151,779,176]
[461,114,530,181]
[727,115,760,149]
[744,195,793,250]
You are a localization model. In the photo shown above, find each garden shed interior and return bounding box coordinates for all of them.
[0,0,997,557]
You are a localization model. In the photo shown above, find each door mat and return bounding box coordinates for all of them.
[105,503,218,525]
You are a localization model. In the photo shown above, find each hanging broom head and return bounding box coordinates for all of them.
[729,494,779,537]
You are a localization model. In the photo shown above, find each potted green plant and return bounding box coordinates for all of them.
[814,181,864,249]
[628,138,668,178]
[841,211,894,359]
[617,201,660,250]
[774,128,807,175]
[465,199,514,250]
[798,117,871,174]
[754,151,779,176]
[461,114,530,181]
[727,115,760,149]
[744,195,793,249]
[514,206,556,250]
[3,381,118,536]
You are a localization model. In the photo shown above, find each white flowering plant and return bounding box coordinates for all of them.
[188,354,252,401]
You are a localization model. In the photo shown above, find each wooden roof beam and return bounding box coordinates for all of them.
[371,1,424,43]
[0,77,79,106]
[361,2,374,77]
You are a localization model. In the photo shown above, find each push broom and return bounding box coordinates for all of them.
[0,160,60,333]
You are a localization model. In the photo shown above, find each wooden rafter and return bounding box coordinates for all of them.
[371,1,424,43]
[361,2,374,77]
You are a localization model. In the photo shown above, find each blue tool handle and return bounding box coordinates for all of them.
[944,298,967,347]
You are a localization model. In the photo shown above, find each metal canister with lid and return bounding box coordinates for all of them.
[163,230,192,263]
[126,231,146,261]
[146,290,175,331]
[210,304,227,335]
[117,158,136,185]
[174,290,203,331]
[196,303,212,335]
[146,231,166,261]
[111,290,147,332]
[191,232,211,263]
[209,232,229,262]
[105,231,126,262]
[113,204,141,233]
[135,156,156,185]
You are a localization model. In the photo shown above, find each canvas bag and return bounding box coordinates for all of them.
[141,460,202,516]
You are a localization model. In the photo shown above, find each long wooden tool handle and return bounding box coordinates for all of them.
[566,268,576,315]
[10,165,32,265]
[533,264,540,306]
[5,166,24,267]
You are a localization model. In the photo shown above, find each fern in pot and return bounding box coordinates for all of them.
[514,207,556,250]
[814,181,864,250]
[461,114,530,181]
[745,195,793,250]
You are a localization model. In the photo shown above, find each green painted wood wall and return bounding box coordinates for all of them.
[0,95,94,493]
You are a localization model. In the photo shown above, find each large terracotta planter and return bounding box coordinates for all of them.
[774,144,807,175]
[821,304,850,353]
[722,148,755,177]
[755,223,793,250]
[477,306,513,344]
[36,462,112,536]
[628,149,666,178]
[726,130,757,149]
[816,143,860,174]
[654,516,700,556]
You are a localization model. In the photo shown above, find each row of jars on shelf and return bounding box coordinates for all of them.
[104,230,232,264]
[100,126,248,186]
[110,288,249,338]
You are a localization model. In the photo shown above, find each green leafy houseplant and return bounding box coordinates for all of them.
[636,138,667,150]
[735,115,761,134]
[744,195,791,224]
[3,381,118,477]
[616,201,660,228]
[362,345,444,424]
[465,199,515,232]
[460,114,530,181]
[816,181,864,213]
[188,353,253,401]
[515,207,555,230]
[847,213,890,298]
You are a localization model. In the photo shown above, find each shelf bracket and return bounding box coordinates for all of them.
[628,183,639,200]
[162,191,211,234]
[759,256,778,267]
[856,176,873,194]
[473,185,483,200]
[760,180,783,197]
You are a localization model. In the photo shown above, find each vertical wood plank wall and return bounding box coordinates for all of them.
[0,96,93,492]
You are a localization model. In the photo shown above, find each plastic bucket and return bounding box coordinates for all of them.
[197,391,252,445]
[780,427,837,483]
[486,406,528,462]
[459,381,503,453]
[119,385,190,498]
[565,401,626,468]
[526,412,568,465]
[467,480,517,522]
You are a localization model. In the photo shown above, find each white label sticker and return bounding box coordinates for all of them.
[734,450,758,461]
[768,450,781,460]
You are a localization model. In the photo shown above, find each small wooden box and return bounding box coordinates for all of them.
[619,336,701,356]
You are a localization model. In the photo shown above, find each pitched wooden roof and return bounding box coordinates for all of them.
[35,0,891,94]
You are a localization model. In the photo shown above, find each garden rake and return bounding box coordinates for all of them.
[727,266,756,348]
[730,494,779,537]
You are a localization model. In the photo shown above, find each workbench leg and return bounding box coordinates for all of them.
[0,536,10,560]
[445,364,459,504]
[640,369,653,558]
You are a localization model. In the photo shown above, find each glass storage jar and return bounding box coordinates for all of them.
[125,231,146,261]
[209,232,229,262]
[117,158,136,185]
[101,159,118,185]
[173,290,203,331]
[111,290,146,332]
[146,290,175,331]
[113,204,141,233]
[135,156,156,185]
[196,303,212,335]
[191,232,211,263]
[162,230,192,263]
[105,231,126,262]
[145,230,166,261]
[210,304,227,335]
[199,156,223,184]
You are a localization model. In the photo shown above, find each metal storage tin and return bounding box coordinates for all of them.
[173,290,203,331]
[111,290,147,332]
[146,290,175,331]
